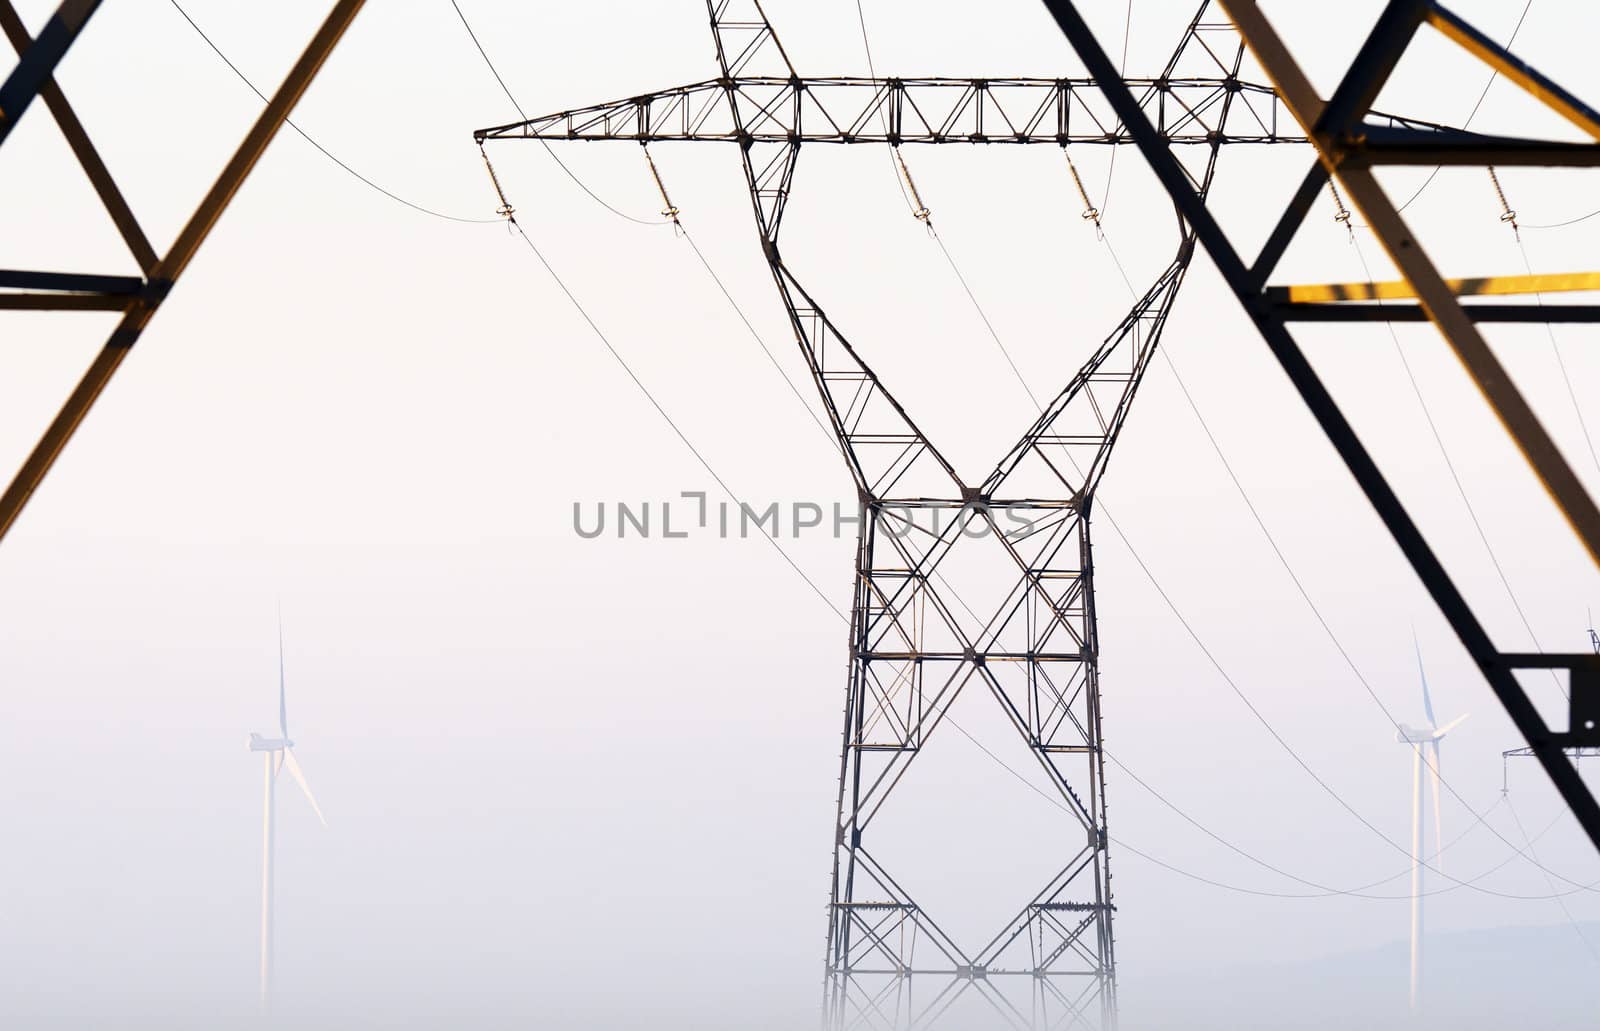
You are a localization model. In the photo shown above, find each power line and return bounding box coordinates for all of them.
[1349,234,1570,703]
[1098,0,1135,222]
[504,216,844,621]
[1506,788,1600,964]
[1513,235,1600,480]
[850,0,929,220]
[930,228,1042,411]
[447,0,526,121]
[681,228,838,448]
[961,710,1584,902]
[1354,0,1534,224]
[445,0,671,226]
[166,0,498,225]
[1525,207,1600,232]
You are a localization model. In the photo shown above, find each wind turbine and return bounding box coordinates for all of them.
[1396,635,1468,1015]
[249,622,326,1010]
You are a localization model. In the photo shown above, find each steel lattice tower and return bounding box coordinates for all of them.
[473,2,1434,1026]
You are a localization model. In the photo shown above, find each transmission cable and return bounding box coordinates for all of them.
[1525,207,1600,232]
[959,706,1584,901]
[1353,0,1534,225]
[1512,234,1600,480]
[1097,0,1135,223]
[1347,235,1572,707]
[166,0,498,224]
[446,0,671,226]
[1506,788,1600,964]
[504,214,843,620]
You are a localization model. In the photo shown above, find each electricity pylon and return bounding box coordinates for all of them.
[475,4,1443,1027]
[0,0,368,543]
[1041,0,1600,857]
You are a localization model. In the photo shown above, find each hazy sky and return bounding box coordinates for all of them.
[3,1,1600,1028]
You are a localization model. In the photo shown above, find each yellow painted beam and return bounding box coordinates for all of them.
[1427,6,1600,142]
[1271,271,1600,304]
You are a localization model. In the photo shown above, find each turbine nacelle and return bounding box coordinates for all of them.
[1395,713,1468,744]
[249,732,294,752]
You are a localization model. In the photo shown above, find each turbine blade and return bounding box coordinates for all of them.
[277,612,288,741]
[1432,713,1470,738]
[1414,629,1436,728]
[281,749,327,827]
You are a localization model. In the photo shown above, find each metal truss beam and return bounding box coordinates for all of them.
[0,0,100,146]
[1275,303,1600,324]
[0,0,368,543]
[1038,0,1600,852]
[475,74,1295,146]
[0,3,157,272]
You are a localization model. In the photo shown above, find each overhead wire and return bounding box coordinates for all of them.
[444,0,672,226]
[1525,207,1600,232]
[1510,234,1600,481]
[1506,788,1600,964]
[963,705,1583,901]
[504,215,845,621]
[1353,0,1534,225]
[1097,0,1135,222]
[1347,234,1571,705]
[166,0,498,224]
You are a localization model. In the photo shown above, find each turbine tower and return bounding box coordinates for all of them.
[250,623,326,1010]
[1396,637,1466,1014]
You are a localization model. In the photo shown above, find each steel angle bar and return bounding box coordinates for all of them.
[0,0,369,543]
